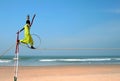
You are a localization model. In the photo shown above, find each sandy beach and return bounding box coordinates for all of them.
[0,65,120,81]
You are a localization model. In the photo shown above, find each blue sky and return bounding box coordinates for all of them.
[0,0,120,55]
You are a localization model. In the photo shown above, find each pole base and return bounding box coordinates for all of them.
[14,76,17,81]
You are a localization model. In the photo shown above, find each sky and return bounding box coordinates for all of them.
[0,0,120,56]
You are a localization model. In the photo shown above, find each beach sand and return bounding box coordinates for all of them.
[0,65,120,81]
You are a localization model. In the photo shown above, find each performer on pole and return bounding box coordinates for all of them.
[17,14,36,49]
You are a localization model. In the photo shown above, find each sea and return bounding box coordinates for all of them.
[0,50,120,66]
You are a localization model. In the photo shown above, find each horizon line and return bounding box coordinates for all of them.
[35,48,120,50]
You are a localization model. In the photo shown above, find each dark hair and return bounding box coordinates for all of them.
[26,20,30,24]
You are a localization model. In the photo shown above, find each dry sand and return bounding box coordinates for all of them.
[0,65,120,81]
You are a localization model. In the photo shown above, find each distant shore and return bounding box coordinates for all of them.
[0,65,120,81]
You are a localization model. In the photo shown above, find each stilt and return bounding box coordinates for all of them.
[14,31,19,81]
[14,76,17,81]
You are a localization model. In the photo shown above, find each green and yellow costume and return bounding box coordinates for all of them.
[20,24,34,46]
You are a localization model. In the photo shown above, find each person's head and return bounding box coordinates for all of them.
[26,20,30,25]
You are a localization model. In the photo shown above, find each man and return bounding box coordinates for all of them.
[18,15,35,49]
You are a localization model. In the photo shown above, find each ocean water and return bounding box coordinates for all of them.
[0,55,120,66]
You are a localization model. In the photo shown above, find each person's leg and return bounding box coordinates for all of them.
[29,35,35,49]
[20,38,28,44]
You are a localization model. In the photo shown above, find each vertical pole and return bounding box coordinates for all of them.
[15,32,19,54]
[14,31,19,81]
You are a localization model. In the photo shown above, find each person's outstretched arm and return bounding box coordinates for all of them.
[19,27,24,32]
[30,14,36,27]
[17,27,24,34]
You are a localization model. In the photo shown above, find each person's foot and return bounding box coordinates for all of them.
[31,46,36,49]
[17,40,20,44]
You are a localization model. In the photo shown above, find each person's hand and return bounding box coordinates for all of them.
[16,31,20,34]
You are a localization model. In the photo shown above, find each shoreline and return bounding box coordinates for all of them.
[0,65,120,81]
